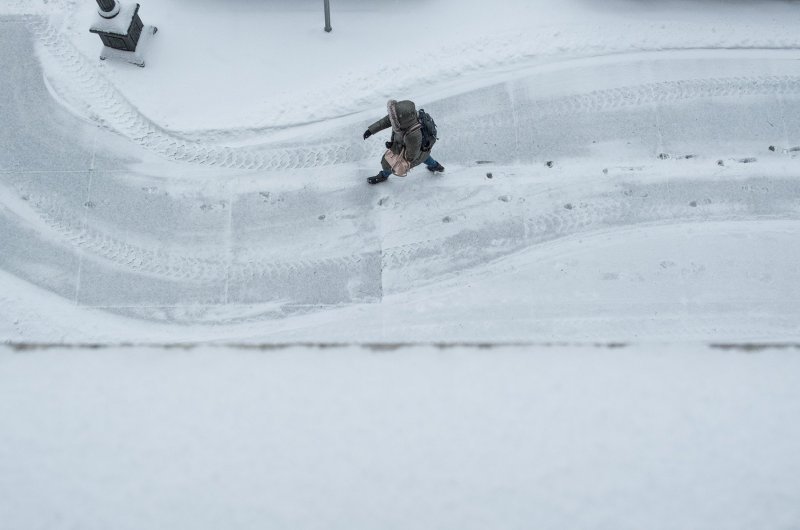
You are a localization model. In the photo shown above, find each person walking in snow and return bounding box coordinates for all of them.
[362,99,445,184]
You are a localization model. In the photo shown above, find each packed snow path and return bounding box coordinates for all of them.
[1,18,799,341]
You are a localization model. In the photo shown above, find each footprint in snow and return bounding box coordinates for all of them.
[773,145,800,153]
[659,153,695,160]
[200,201,227,212]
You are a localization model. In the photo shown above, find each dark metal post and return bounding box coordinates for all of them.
[96,0,117,14]
[324,0,331,32]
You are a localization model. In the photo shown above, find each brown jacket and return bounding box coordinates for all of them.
[368,100,429,171]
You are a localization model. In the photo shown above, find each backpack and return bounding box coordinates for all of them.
[418,109,438,150]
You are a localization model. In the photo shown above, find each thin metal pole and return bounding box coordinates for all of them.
[324,0,332,32]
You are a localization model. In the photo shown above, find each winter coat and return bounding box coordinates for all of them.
[367,100,432,172]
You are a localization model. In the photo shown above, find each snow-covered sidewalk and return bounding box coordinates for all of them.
[3,11,800,343]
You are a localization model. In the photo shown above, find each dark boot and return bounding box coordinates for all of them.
[368,173,389,185]
[426,162,445,173]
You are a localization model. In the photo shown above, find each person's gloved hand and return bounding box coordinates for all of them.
[385,141,394,149]
[363,130,372,140]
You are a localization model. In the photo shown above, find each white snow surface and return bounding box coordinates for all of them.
[1,0,800,343]
[21,0,800,132]
[1,344,800,530]
[3,2,800,527]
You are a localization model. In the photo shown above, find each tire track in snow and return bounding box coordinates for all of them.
[380,177,800,293]
[5,175,800,313]
[28,17,370,171]
[28,17,800,169]
[536,76,800,116]
[13,188,379,305]
[21,190,221,283]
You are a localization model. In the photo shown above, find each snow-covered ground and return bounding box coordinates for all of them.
[2,343,800,530]
[2,0,800,526]
[2,7,799,342]
[15,0,800,132]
